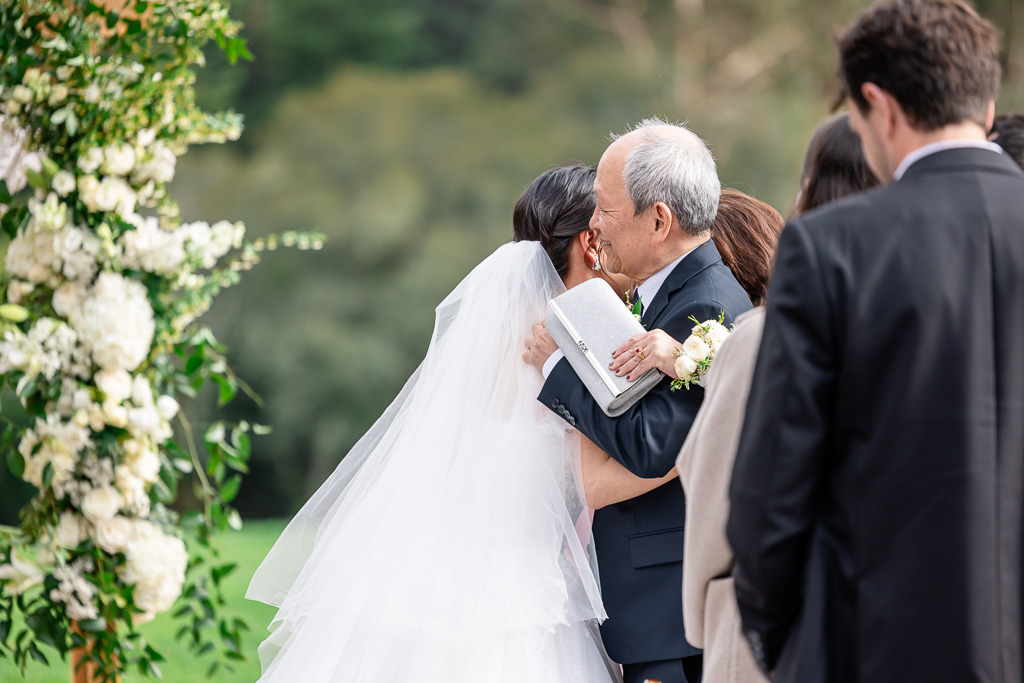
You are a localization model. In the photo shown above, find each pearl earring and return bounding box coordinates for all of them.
[591,256,602,271]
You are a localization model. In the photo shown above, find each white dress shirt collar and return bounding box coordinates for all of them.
[893,139,1004,181]
[634,245,698,313]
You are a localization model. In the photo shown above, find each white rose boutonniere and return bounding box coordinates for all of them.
[670,312,730,391]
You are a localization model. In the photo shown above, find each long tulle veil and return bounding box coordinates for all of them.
[246,241,611,681]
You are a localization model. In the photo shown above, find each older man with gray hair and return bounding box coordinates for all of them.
[524,118,751,683]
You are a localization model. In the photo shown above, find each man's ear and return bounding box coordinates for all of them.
[651,202,673,241]
[861,82,898,138]
[984,100,995,132]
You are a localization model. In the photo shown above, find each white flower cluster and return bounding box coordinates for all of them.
[4,193,102,288]
[0,317,88,392]
[118,521,188,621]
[50,556,98,621]
[118,214,186,275]
[72,272,155,371]
[18,413,91,489]
[179,219,245,269]
[671,317,730,390]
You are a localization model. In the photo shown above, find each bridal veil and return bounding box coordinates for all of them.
[246,241,616,681]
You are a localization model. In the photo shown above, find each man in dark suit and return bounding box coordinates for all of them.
[524,118,752,683]
[727,2,1024,681]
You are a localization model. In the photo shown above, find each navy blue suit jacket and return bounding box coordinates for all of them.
[538,239,752,664]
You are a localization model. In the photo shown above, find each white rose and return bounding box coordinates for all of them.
[77,175,100,210]
[681,335,711,361]
[81,485,123,524]
[156,395,179,421]
[706,321,729,347]
[94,515,134,554]
[55,512,88,549]
[52,170,76,196]
[131,375,153,406]
[27,262,51,284]
[92,177,122,213]
[12,85,32,104]
[102,398,129,428]
[52,281,86,321]
[137,128,157,148]
[77,148,104,174]
[7,280,33,305]
[94,368,133,402]
[128,405,160,438]
[674,355,698,379]
[88,405,106,432]
[102,144,136,177]
[129,447,161,484]
[48,84,69,105]
[83,83,101,104]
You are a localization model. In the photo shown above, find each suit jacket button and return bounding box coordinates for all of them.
[551,400,559,409]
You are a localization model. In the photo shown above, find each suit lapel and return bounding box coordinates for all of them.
[642,239,723,324]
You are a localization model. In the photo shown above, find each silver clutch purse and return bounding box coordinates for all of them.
[545,279,664,417]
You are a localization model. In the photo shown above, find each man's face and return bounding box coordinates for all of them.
[847,96,892,181]
[590,141,651,281]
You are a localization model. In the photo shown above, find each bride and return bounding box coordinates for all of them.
[247,164,665,681]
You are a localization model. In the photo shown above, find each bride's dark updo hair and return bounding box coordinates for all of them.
[512,164,597,279]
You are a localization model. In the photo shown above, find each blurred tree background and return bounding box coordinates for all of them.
[3,0,1023,523]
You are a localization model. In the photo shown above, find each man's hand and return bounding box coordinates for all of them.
[523,322,558,374]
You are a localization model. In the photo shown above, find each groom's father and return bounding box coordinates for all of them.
[527,119,751,683]
[728,1,1024,681]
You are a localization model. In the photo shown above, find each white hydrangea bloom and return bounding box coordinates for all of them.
[120,521,187,619]
[74,272,154,371]
[119,214,186,275]
[101,143,136,177]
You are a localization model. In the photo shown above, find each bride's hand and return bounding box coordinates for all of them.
[610,329,683,381]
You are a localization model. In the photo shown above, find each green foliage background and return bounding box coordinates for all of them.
[4,0,1023,525]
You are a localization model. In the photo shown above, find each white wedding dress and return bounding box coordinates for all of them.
[247,241,621,682]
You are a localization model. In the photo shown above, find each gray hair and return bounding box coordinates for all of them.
[613,117,720,236]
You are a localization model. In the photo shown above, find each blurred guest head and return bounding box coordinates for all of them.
[711,189,783,308]
[795,113,880,215]
[590,117,720,281]
[838,0,1001,180]
[513,164,597,280]
[990,114,1024,171]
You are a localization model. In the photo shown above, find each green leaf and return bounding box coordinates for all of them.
[24,169,47,192]
[0,619,11,644]
[214,374,237,406]
[231,429,250,460]
[212,562,237,584]
[220,475,241,503]
[41,461,53,488]
[76,618,107,633]
[6,450,25,479]
[184,353,204,376]
[106,10,119,29]
[0,180,11,204]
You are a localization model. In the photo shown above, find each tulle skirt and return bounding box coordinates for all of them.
[247,242,620,682]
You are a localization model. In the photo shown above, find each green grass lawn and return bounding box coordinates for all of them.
[0,519,286,683]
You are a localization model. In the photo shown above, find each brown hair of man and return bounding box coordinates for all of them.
[711,188,783,308]
[838,0,1001,131]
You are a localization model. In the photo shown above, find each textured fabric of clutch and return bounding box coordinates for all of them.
[545,279,664,417]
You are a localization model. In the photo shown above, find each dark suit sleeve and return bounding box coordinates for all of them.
[538,298,738,479]
[725,219,837,673]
